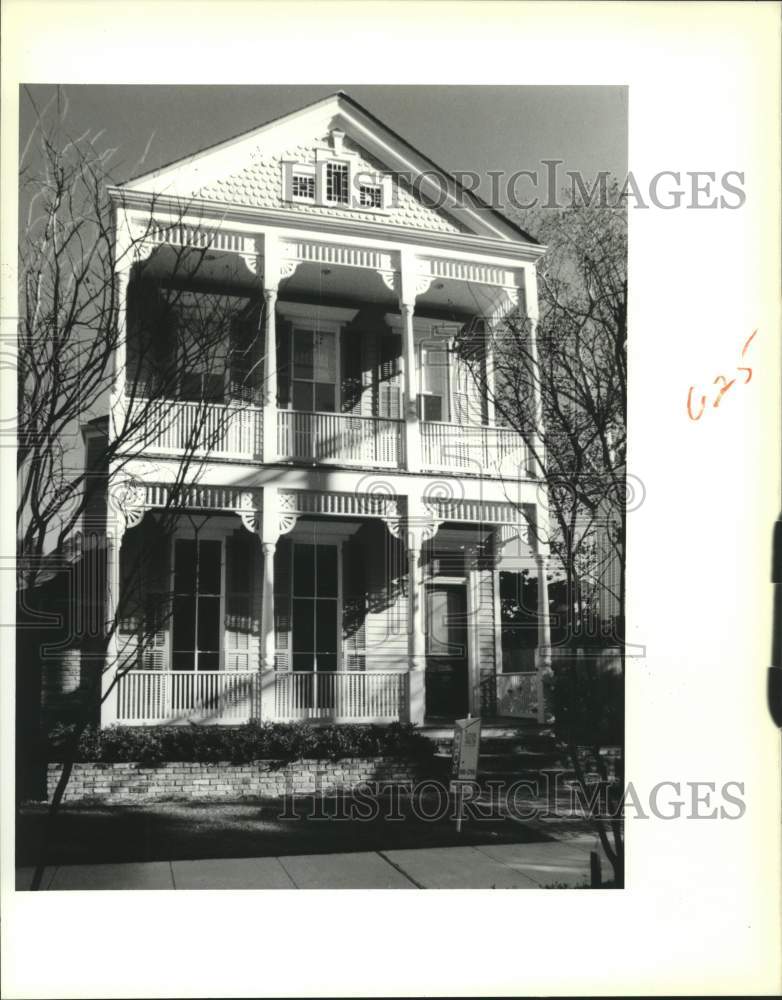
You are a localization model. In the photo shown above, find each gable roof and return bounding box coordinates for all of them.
[119,91,539,246]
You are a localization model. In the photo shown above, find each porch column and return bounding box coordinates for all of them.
[262,287,278,463]
[400,301,422,472]
[521,266,545,478]
[535,553,551,724]
[108,267,130,444]
[100,516,124,728]
[406,520,428,725]
[399,252,422,472]
[258,541,277,720]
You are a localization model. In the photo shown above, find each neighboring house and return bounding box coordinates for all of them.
[80,92,553,729]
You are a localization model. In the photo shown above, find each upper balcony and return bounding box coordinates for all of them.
[116,224,539,482]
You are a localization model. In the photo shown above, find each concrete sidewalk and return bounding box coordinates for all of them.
[17,835,610,890]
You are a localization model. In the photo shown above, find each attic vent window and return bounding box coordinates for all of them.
[325,162,349,204]
[359,183,382,208]
[292,172,316,201]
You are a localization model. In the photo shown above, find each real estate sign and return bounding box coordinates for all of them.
[451,717,481,781]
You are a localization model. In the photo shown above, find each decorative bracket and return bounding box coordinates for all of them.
[377,269,400,295]
[278,513,299,536]
[111,480,146,531]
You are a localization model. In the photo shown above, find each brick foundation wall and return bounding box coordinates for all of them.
[46,758,423,803]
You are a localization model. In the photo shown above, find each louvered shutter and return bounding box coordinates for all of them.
[377,333,403,419]
[342,535,366,671]
[224,530,260,671]
[274,539,292,671]
[360,329,378,417]
[341,327,363,414]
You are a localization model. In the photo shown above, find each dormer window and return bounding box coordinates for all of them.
[325,162,349,204]
[291,170,316,201]
[359,182,382,208]
[282,157,388,211]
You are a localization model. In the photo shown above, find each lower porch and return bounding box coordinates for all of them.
[105,490,549,728]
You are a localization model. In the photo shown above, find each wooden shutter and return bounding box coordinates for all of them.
[341,327,363,414]
[377,332,403,419]
[274,538,292,671]
[360,330,378,417]
[224,530,260,671]
[342,535,366,671]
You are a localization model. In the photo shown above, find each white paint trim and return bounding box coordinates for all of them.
[278,301,359,324]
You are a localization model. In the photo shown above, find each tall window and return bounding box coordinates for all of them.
[418,342,450,422]
[291,543,338,672]
[325,161,349,203]
[499,570,538,673]
[172,538,222,671]
[291,328,337,412]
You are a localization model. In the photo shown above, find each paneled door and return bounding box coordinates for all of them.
[425,583,469,719]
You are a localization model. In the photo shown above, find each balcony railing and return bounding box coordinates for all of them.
[116,670,258,725]
[277,410,404,468]
[128,399,263,459]
[274,671,407,723]
[421,422,531,477]
[495,672,539,719]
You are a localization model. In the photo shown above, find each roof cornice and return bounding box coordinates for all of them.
[108,187,546,263]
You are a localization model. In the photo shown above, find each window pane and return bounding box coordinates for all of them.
[180,373,202,402]
[293,653,315,673]
[174,540,196,593]
[292,598,315,652]
[173,651,195,671]
[293,545,315,597]
[293,329,314,380]
[314,382,335,412]
[316,653,337,673]
[292,380,313,412]
[315,599,338,654]
[199,652,220,672]
[292,173,315,199]
[197,596,220,651]
[316,545,337,597]
[173,596,195,651]
[313,331,336,381]
[203,373,224,403]
[326,162,349,203]
[199,541,221,594]
[422,395,443,421]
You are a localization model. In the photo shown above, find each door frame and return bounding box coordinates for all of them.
[425,573,478,718]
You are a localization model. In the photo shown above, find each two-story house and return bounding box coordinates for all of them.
[98,91,551,730]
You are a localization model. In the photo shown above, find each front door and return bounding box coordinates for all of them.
[425,584,469,719]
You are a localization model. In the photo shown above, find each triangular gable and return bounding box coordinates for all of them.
[120,93,537,245]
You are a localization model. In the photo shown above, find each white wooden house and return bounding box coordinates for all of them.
[100,92,551,728]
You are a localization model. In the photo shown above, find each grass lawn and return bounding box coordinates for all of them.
[17,793,563,868]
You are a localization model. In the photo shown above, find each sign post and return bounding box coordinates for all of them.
[451,716,481,832]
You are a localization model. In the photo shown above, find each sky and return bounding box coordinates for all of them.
[19,84,627,214]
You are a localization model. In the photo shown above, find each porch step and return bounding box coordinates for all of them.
[423,719,569,784]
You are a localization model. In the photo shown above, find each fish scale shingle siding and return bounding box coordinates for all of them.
[196,137,468,234]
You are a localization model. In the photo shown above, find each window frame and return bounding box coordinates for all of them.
[290,165,317,203]
[288,322,341,414]
[288,539,343,674]
[169,530,227,673]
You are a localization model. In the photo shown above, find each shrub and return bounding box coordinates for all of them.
[46,721,435,765]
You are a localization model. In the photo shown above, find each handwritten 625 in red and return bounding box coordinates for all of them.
[687,330,757,422]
